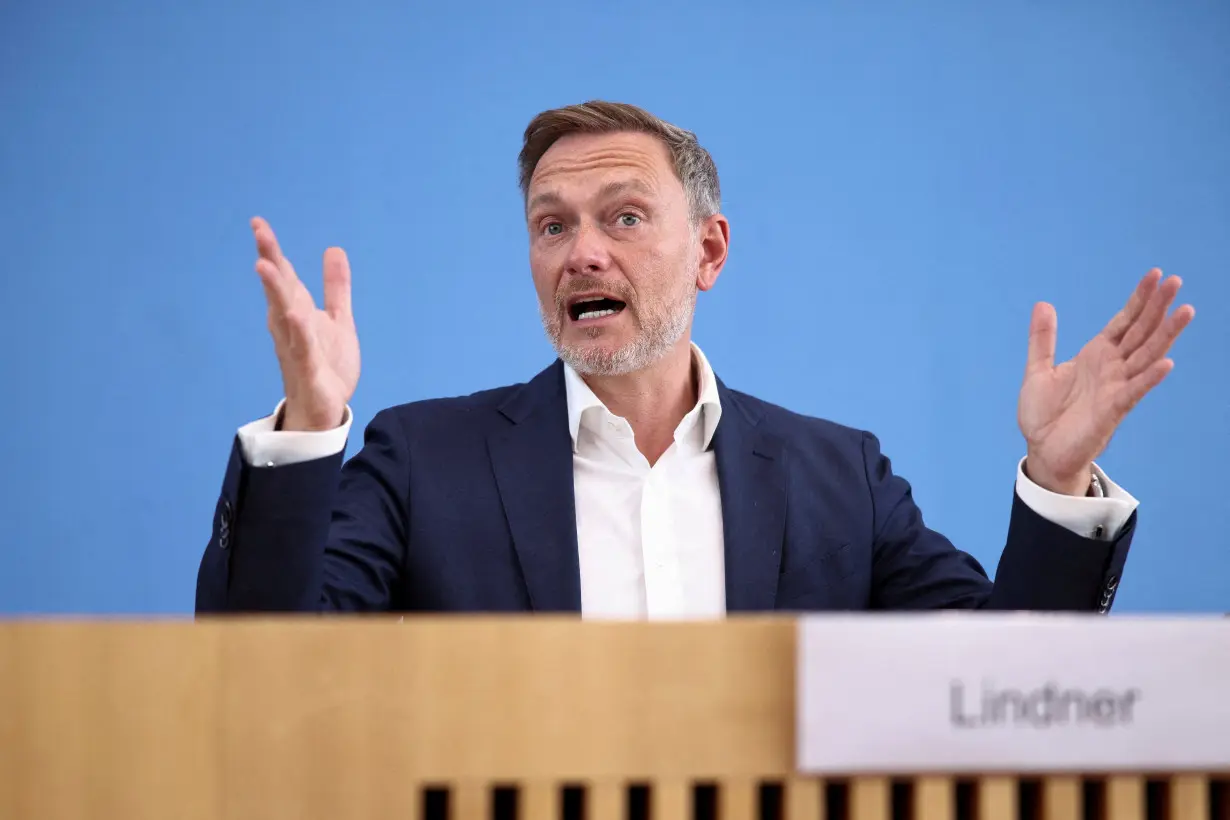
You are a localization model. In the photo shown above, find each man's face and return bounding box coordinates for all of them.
[526,131,708,376]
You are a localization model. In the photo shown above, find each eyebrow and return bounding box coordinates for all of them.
[526,179,656,215]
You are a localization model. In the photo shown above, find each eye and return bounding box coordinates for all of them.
[618,213,641,227]
[543,222,564,236]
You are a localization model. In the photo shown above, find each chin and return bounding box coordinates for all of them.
[557,337,664,377]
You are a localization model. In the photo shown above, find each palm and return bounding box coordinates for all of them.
[251,217,360,431]
[1020,336,1131,482]
[1017,269,1193,493]
[282,291,360,408]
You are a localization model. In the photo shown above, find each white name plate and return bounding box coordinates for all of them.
[797,614,1230,773]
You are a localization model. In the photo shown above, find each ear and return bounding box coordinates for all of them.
[695,213,730,292]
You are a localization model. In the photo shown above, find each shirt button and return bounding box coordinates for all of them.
[1093,524,1105,539]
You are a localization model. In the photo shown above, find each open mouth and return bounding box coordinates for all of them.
[568,297,627,322]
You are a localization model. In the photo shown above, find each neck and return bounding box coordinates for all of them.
[582,339,698,465]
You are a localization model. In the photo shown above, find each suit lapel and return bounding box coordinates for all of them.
[712,380,787,612]
[485,363,786,614]
[487,362,582,613]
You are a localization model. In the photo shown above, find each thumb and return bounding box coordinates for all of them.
[1026,302,1057,374]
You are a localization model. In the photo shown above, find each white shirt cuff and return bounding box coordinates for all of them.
[236,400,352,467]
[1014,457,1138,541]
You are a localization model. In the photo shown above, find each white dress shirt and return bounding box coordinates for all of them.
[237,344,1139,618]
[563,344,725,620]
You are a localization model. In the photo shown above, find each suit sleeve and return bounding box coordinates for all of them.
[195,408,410,613]
[862,432,1134,612]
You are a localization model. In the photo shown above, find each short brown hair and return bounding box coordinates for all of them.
[518,100,721,222]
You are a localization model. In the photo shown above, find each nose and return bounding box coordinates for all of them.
[563,222,611,276]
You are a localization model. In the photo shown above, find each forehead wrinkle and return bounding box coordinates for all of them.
[531,146,663,187]
[529,174,665,221]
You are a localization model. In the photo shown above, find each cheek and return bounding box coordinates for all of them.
[528,255,558,302]
[629,248,685,297]
[533,278,557,307]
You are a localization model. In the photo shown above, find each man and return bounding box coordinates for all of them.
[196,101,1194,616]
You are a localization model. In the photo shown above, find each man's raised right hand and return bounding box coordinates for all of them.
[252,217,360,432]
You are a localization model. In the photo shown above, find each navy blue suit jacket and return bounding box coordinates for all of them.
[196,361,1132,614]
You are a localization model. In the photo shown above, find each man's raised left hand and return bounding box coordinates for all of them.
[1018,268,1195,496]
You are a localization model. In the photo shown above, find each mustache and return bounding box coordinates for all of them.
[555,276,635,310]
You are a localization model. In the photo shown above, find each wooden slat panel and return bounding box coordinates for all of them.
[220,616,794,805]
[521,781,558,819]
[1106,775,1145,820]
[915,776,954,820]
[851,776,890,820]
[1170,774,1209,820]
[784,776,824,820]
[0,621,221,820]
[3,618,1229,820]
[0,629,17,820]
[403,783,423,820]
[978,776,1016,820]
[1043,775,1080,820]
[719,778,758,820]
[451,782,489,820]
[652,779,690,820]
[586,781,624,820]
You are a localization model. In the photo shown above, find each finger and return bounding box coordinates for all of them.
[1124,303,1195,378]
[322,247,352,321]
[1119,357,1174,414]
[251,216,303,284]
[1119,274,1182,355]
[257,257,319,366]
[1026,301,1057,374]
[255,257,297,318]
[1102,268,1163,343]
[251,216,285,265]
[283,304,321,363]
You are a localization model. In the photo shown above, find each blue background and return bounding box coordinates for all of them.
[2,2,1227,614]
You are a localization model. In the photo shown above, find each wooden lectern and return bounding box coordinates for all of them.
[0,617,1223,819]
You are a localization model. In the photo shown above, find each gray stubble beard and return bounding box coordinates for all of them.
[540,286,696,377]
